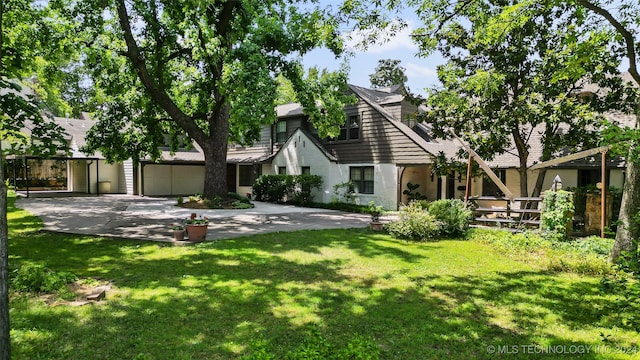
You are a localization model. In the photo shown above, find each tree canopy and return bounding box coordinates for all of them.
[369,59,407,88]
[411,0,625,198]
[1,2,71,358]
[59,0,354,199]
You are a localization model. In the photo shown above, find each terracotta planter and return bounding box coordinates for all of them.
[370,222,384,231]
[173,230,185,241]
[186,224,208,242]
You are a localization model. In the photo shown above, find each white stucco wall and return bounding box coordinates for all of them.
[401,167,430,204]
[268,130,398,209]
[322,163,398,210]
[270,130,333,203]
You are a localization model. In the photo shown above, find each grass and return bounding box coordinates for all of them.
[7,197,640,359]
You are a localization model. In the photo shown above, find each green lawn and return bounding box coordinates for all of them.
[7,198,639,359]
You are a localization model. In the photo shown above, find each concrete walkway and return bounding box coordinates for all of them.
[16,195,371,243]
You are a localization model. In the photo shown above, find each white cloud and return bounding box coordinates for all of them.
[343,20,418,55]
[405,62,436,78]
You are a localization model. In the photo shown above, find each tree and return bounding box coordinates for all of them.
[369,59,407,88]
[1,2,70,358]
[403,0,639,262]
[569,0,640,262]
[410,0,622,200]
[62,0,354,200]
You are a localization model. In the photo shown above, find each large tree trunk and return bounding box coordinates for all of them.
[531,168,548,197]
[0,0,11,356]
[0,145,10,360]
[610,154,640,262]
[202,104,230,199]
[576,0,640,264]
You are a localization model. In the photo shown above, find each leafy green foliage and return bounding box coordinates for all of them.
[540,190,575,238]
[369,59,407,88]
[402,182,427,202]
[253,174,322,205]
[409,0,625,199]
[599,271,640,332]
[367,201,384,222]
[61,0,353,198]
[253,175,296,203]
[307,201,371,214]
[427,199,473,237]
[332,181,356,204]
[386,201,440,241]
[10,263,76,294]
[292,174,323,206]
[471,229,613,275]
[7,194,640,359]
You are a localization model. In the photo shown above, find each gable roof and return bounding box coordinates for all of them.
[347,84,461,160]
[268,127,337,162]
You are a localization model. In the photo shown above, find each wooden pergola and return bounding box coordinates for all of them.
[452,129,611,237]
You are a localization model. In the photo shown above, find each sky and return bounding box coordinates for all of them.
[300,9,444,96]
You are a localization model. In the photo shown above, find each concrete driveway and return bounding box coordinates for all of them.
[16,195,371,243]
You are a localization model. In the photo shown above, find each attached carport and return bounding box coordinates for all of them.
[7,154,129,197]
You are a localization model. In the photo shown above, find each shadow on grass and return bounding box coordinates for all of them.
[7,199,638,359]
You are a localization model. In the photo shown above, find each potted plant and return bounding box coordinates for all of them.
[367,201,385,231]
[171,224,185,241]
[186,215,209,242]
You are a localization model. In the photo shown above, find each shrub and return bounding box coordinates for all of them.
[176,197,184,205]
[253,174,322,205]
[469,229,614,275]
[386,202,440,241]
[253,175,296,202]
[427,199,473,237]
[204,196,223,209]
[565,236,614,257]
[308,202,370,214]
[292,174,323,206]
[232,200,254,209]
[402,182,427,202]
[10,263,77,294]
[540,190,574,239]
[228,192,252,204]
[332,181,355,204]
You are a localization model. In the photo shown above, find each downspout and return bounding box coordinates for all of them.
[86,160,93,194]
[96,159,100,196]
[140,162,146,197]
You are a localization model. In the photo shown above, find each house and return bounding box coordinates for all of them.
[10,81,633,211]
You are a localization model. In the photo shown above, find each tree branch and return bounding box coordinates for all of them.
[165,48,192,62]
[577,0,639,86]
[115,0,206,144]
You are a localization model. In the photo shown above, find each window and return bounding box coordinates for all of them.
[278,166,287,175]
[482,169,507,197]
[276,121,287,143]
[402,114,417,128]
[301,166,311,175]
[239,165,261,187]
[350,166,374,194]
[337,115,360,141]
[578,169,600,187]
